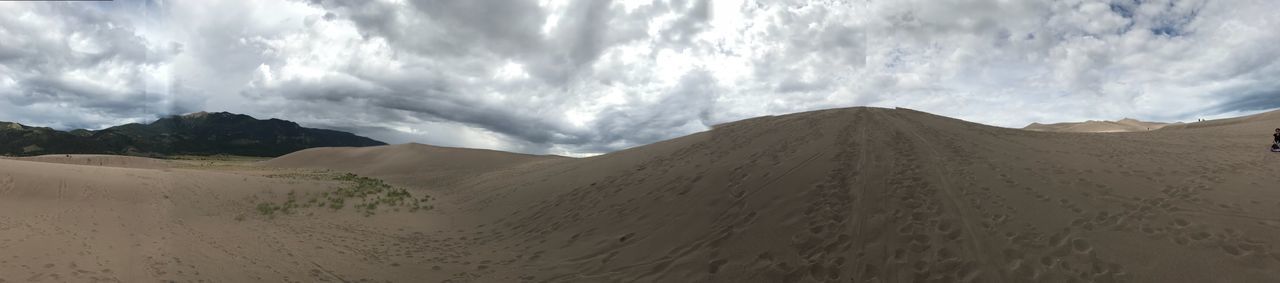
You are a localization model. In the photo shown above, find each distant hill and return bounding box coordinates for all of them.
[0,112,385,157]
[262,143,567,185]
[1023,118,1178,132]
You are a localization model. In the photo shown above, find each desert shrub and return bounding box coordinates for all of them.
[256,202,279,216]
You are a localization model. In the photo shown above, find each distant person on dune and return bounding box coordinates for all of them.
[1274,128,1280,151]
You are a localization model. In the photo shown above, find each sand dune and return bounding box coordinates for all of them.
[260,143,567,185]
[1024,118,1175,132]
[1161,110,1280,132]
[265,107,1280,282]
[0,156,484,282]
[8,154,179,169]
[3,107,1280,282]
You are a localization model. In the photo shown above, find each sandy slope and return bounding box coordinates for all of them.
[8,154,180,169]
[426,107,1278,282]
[259,143,565,186]
[4,106,1280,282]
[1025,118,1175,132]
[0,157,490,282]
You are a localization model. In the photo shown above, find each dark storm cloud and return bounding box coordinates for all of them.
[253,67,591,147]
[303,0,648,86]
[371,94,587,145]
[0,5,144,71]
[562,0,614,67]
[306,0,547,57]
[0,2,196,129]
[1208,86,1280,114]
[410,0,547,54]
[253,0,698,153]
[589,70,718,151]
[535,0,660,84]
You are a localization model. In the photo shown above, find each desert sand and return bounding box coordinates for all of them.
[10,155,181,169]
[2,107,1280,282]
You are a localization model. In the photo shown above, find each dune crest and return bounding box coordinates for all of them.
[260,143,567,186]
[4,107,1280,281]
[266,106,1280,282]
[1024,117,1176,132]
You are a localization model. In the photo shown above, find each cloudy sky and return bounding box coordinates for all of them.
[1,0,1278,155]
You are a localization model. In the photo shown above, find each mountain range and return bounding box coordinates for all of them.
[0,112,385,157]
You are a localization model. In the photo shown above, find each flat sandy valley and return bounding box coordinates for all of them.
[2,107,1280,282]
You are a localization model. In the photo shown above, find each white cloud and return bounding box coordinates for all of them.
[1,0,1278,154]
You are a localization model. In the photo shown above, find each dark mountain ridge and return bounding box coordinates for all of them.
[0,112,385,157]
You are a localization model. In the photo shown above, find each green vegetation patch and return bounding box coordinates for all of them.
[252,173,432,218]
[262,170,336,181]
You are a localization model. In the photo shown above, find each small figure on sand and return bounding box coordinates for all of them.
[1273,128,1280,152]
